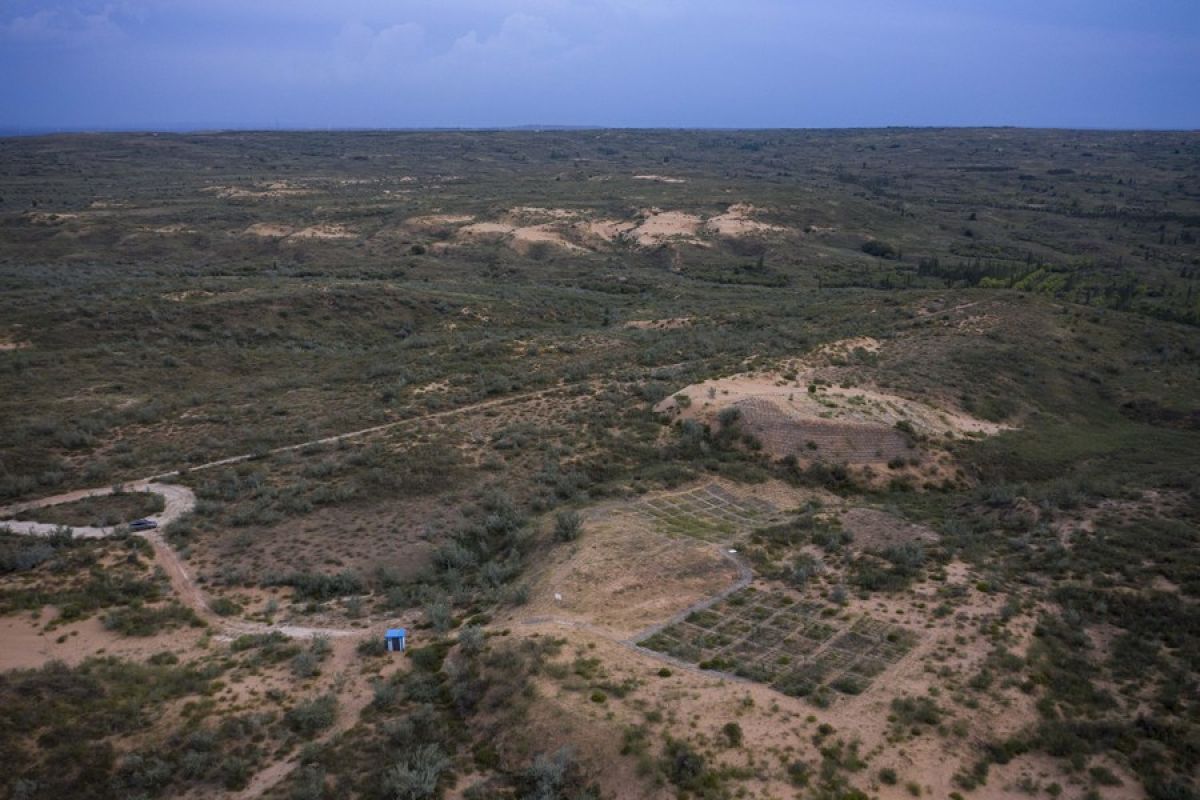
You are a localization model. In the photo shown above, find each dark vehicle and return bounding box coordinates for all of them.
[128,518,158,531]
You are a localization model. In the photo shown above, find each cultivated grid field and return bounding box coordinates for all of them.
[736,397,912,463]
[613,483,784,541]
[639,587,917,698]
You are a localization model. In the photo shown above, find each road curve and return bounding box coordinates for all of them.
[1,482,359,640]
[0,481,196,538]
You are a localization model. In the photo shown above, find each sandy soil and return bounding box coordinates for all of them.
[459,221,513,237]
[624,317,694,330]
[404,213,475,227]
[632,174,687,183]
[518,516,740,639]
[458,220,587,253]
[0,612,209,671]
[288,224,355,240]
[244,222,294,237]
[24,211,81,225]
[511,206,578,219]
[234,636,392,799]
[703,203,786,238]
[628,209,705,247]
[581,218,637,243]
[812,335,882,360]
[202,183,315,200]
[511,553,1087,800]
[142,223,197,234]
[658,361,1006,449]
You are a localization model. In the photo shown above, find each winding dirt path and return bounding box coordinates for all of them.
[0,386,579,636]
[148,385,567,481]
[0,481,196,538]
[0,365,737,797]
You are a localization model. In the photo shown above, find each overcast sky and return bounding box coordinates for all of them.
[2,0,1198,131]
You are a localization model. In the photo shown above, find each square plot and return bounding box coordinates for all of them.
[827,631,877,654]
[686,609,721,628]
[637,587,917,700]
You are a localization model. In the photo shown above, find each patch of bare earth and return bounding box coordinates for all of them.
[623,317,693,331]
[628,209,705,247]
[632,174,687,183]
[703,203,787,238]
[404,213,475,227]
[515,514,739,639]
[202,182,315,200]
[457,212,588,254]
[0,611,210,671]
[244,222,295,238]
[512,577,1073,800]
[288,223,356,241]
[581,218,637,244]
[656,342,1007,475]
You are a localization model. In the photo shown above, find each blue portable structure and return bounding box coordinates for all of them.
[385,628,407,652]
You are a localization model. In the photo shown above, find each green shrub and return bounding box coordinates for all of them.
[554,510,583,542]
[103,602,203,636]
[285,694,337,738]
[891,696,943,726]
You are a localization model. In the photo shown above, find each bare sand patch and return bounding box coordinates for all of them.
[459,221,515,238]
[147,223,197,234]
[629,209,704,247]
[202,182,315,200]
[0,338,31,351]
[624,317,693,331]
[812,335,882,362]
[405,213,475,227]
[288,224,356,240]
[510,206,578,220]
[660,369,1005,441]
[656,354,1006,466]
[0,612,208,671]
[244,222,294,238]
[521,515,738,639]
[633,174,687,183]
[458,220,586,254]
[581,218,636,243]
[704,203,786,238]
[509,598,1063,800]
[162,290,216,302]
[24,211,80,225]
[511,224,587,253]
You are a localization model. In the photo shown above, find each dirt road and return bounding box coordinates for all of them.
[148,384,568,481]
[0,387,579,634]
[0,481,196,537]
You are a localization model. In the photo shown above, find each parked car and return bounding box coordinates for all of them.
[128,518,158,531]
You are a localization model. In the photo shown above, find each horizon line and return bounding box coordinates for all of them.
[3,123,1200,139]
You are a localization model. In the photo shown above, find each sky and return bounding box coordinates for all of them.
[2,0,1198,131]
